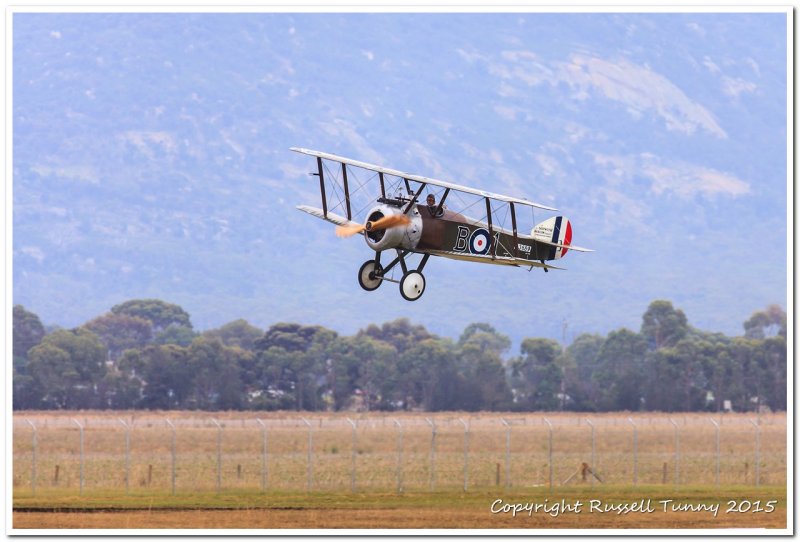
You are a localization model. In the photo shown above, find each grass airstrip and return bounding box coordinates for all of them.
[13,485,787,530]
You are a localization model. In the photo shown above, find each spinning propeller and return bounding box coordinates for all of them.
[336,214,411,238]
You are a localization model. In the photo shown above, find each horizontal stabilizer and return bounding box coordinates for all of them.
[535,238,594,253]
[296,205,359,227]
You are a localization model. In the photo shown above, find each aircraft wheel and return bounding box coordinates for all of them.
[399,271,426,301]
[358,260,384,291]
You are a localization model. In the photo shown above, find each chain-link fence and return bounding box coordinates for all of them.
[12,412,786,495]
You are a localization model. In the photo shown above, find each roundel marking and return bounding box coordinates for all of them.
[469,228,491,255]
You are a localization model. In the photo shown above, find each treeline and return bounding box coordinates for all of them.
[12,299,786,412]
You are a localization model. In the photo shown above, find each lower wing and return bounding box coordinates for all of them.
[423,249,566,271]
[296,205,359,227]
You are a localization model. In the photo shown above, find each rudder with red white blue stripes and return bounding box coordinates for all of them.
[531,216,573,260]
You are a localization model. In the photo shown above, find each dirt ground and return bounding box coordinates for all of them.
[14,506,787,530]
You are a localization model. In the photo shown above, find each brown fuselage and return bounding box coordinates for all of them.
[415,204,556,263]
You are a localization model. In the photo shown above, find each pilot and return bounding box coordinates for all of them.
[426,194,442,217]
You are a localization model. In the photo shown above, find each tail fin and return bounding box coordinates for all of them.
[532,216,573,259]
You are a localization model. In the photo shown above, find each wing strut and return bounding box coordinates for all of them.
[510,202,519,258]
[341,163,352,220]
[485,197,495,260]
[434,188,450,217]
[378,172,386,198]
[403,182,427,214]
[316,157,327,218]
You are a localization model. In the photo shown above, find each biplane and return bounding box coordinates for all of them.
[291,147,592,301]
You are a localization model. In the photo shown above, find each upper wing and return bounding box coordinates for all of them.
[290,147,559,212]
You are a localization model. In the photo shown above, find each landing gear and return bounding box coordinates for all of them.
[399,271,426,301]
[358,259,384,291]
[358,250,430,300]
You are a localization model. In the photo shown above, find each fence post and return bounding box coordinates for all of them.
[584,418,595,488]
[393,419,403,493]
[750,419,760,487]
[211,418,222,493]
[458,418,469,492]
[669,418,679,487]
[346,418,357,492]
[501,418,510,489]
[300,417,313,491]
[118,418,130,495]
[71,419,84,495]
[543,418,553,493]
[710,418,720,487]
[165,419,176,495]
[256,419,268,491]
[26,419,37,496]
[628,417,637,486]
[426,417,436,490]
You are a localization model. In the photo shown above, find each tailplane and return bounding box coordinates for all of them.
[532,217,592,259]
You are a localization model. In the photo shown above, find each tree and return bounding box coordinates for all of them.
[13,365,43,410]
[690,332,732,412]
[324,336,363,410]
[563,333,605,411]
[359,318,434,356]
[97,366,143,409]
[511,338,562,410]
[457,322,511,355]
[758,335,787,410]
[136,344,194,409]
[13,305,47,409]
[457,324,513,411]
[593,329,646,411]
[652,337,710,411]
[154,325,198,346]
[744,305,787,339]
[252,323,337,411]
[13,305,45,360]
[396,337,460,411]
[640,300,688,350]
[82,312,152,361]
[704,346,735,412]
[27,344,72,409]
[111,299,192,333]
[185,337,245,410]
[26,328,107,409]
[325,334,398,411]
[723,327,786,413]
[726,338,759,412]
[468,354,514,411]
[203,319,263,350]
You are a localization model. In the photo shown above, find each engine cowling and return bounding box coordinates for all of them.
[364,204,423,252]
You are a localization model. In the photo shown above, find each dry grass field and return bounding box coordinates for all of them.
[11,410,788,530]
